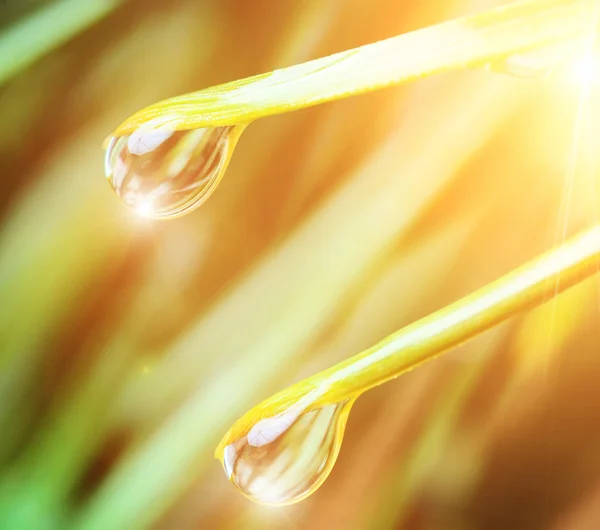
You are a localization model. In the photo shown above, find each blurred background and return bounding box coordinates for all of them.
[1,0,600,528]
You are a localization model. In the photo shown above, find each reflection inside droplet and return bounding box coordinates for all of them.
[104,119,244,218]
[218,394,354,506]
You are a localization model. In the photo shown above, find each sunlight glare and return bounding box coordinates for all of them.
[570,53,600,87]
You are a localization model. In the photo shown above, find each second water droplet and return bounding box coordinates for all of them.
[104,119,244,218]
[487,40,579,78]
[218,394,354,506]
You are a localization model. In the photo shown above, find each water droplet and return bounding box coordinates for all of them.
[104,118,244,218]
[217,393,355,505]
[487,40,578,78]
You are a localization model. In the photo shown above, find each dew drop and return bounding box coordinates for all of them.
[218,395,355,506]
[104,118,244,218]
[486,40,580,79]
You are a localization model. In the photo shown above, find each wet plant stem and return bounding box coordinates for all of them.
[115,0,594,135]
[218,224,600,447]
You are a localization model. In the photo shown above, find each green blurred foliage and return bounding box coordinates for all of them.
[0,1,600,529]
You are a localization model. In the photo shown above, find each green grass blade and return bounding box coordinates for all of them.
[0,0,121,85]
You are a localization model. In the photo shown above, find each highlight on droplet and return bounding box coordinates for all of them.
[216,390,355,506]
[104,117,245,218]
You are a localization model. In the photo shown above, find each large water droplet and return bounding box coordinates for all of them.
[218,394,354,505]
[104,119,244,218]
